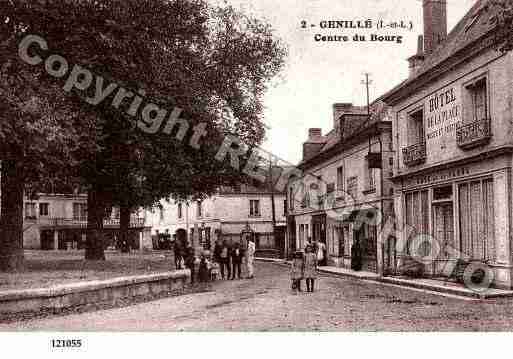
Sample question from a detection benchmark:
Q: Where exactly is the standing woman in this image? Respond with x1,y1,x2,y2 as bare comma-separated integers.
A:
246,237,256,279
304,245,318,292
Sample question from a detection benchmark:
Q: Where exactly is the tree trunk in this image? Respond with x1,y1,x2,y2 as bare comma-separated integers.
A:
85,185,106,261
120,205,130,253
0,159,25,272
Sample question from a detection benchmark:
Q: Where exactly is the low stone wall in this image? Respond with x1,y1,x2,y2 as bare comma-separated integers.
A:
0,270,190,314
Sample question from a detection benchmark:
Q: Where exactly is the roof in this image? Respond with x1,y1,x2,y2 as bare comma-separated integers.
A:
298,100,391,168
383,0,497,104
219,165,289,195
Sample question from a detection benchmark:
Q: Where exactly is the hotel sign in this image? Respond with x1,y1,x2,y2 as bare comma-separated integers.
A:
425,87,462,141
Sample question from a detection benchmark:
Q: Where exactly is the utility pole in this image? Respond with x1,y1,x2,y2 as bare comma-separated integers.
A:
361,72,373,130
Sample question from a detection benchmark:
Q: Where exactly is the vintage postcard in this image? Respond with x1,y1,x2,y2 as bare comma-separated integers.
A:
1,0,512,355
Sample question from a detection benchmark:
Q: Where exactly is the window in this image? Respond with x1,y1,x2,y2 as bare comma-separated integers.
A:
405,190,430,256
347,176,358,198
250,200,260,217
159,207,165,221
73,203,87,221
178,203,183,219
465,78,487,122
112,207,120,219
25,203,37,219
203,227,211,249
284,200,287,216
197,201,202,218
299,224,305,249
39,203,49,217
407,109,424,145
364,160,376,192
301,188,310,208
459,178,494,261
337,166,344,193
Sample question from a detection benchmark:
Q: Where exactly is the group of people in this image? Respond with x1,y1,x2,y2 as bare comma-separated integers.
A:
290,239,326,293
173,237,256,284
212,239,255,280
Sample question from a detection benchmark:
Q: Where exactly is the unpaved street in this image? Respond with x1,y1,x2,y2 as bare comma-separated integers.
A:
4,262,513,331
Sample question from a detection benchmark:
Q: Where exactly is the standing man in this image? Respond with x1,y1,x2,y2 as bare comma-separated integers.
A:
184,246,196,284
174,238,183,270
219,240,231,280
230,242,244,280
246,236,255,279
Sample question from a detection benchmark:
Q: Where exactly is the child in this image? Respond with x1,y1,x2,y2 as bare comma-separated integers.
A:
304,245,318,292
290,250,304,293
198,254,210,283
210,261,220,281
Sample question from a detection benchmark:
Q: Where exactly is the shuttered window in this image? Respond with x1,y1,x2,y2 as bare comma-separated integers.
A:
405,190,430,256
458,178,494,261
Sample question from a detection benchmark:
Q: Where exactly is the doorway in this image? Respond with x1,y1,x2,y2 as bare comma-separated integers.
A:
433,202,454,261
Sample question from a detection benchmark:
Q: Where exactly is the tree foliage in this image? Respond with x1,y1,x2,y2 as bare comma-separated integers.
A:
1,0,287,262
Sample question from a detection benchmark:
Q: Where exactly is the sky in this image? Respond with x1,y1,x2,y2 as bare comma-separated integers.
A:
217,0,478,165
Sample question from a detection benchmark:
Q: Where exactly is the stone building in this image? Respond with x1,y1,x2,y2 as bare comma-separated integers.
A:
287,102,395,273
22,193,151,250
382,0,513,288
146,178,287,257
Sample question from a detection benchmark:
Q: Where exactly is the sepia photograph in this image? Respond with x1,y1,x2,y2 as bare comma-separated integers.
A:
1,0,513,354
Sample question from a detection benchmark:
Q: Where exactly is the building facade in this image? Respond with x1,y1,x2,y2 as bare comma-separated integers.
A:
22,193,151,250
146,183,287,256
383,0,513,288
287,102,395,273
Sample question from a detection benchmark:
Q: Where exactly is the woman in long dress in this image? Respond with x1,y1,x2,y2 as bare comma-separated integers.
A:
304,245,318,292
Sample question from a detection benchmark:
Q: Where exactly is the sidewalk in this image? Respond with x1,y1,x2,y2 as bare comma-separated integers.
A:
255,257,513,300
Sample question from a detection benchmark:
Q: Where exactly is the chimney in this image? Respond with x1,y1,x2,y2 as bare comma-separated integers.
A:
423,0,447,54
308,128,322,140
303,128,325,161
407,35,425,77
333,103,354,131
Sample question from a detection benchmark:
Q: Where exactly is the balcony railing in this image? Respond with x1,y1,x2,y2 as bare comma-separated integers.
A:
402,141,426,166
456,118,491,150
27,217,146,228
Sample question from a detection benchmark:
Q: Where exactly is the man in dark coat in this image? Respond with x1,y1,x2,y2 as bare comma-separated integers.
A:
219,240,231,280
184,246,196,284
174,239,183,270
230,242,244,280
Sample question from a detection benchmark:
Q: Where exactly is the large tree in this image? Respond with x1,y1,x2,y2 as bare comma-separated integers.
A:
2,0,286,262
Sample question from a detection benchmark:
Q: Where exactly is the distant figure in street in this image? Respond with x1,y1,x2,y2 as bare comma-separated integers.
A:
315,240,326,266
290,250,304,293
213,239,222,264
230,242,244,280
198,253,210,283
246,237,255,279
174,239,183,270
219,240,231,280
304,245,318,292
351,238,362,271
184,246,196,284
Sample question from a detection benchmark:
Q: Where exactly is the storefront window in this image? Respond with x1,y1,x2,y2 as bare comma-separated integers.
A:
458,178,494,261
